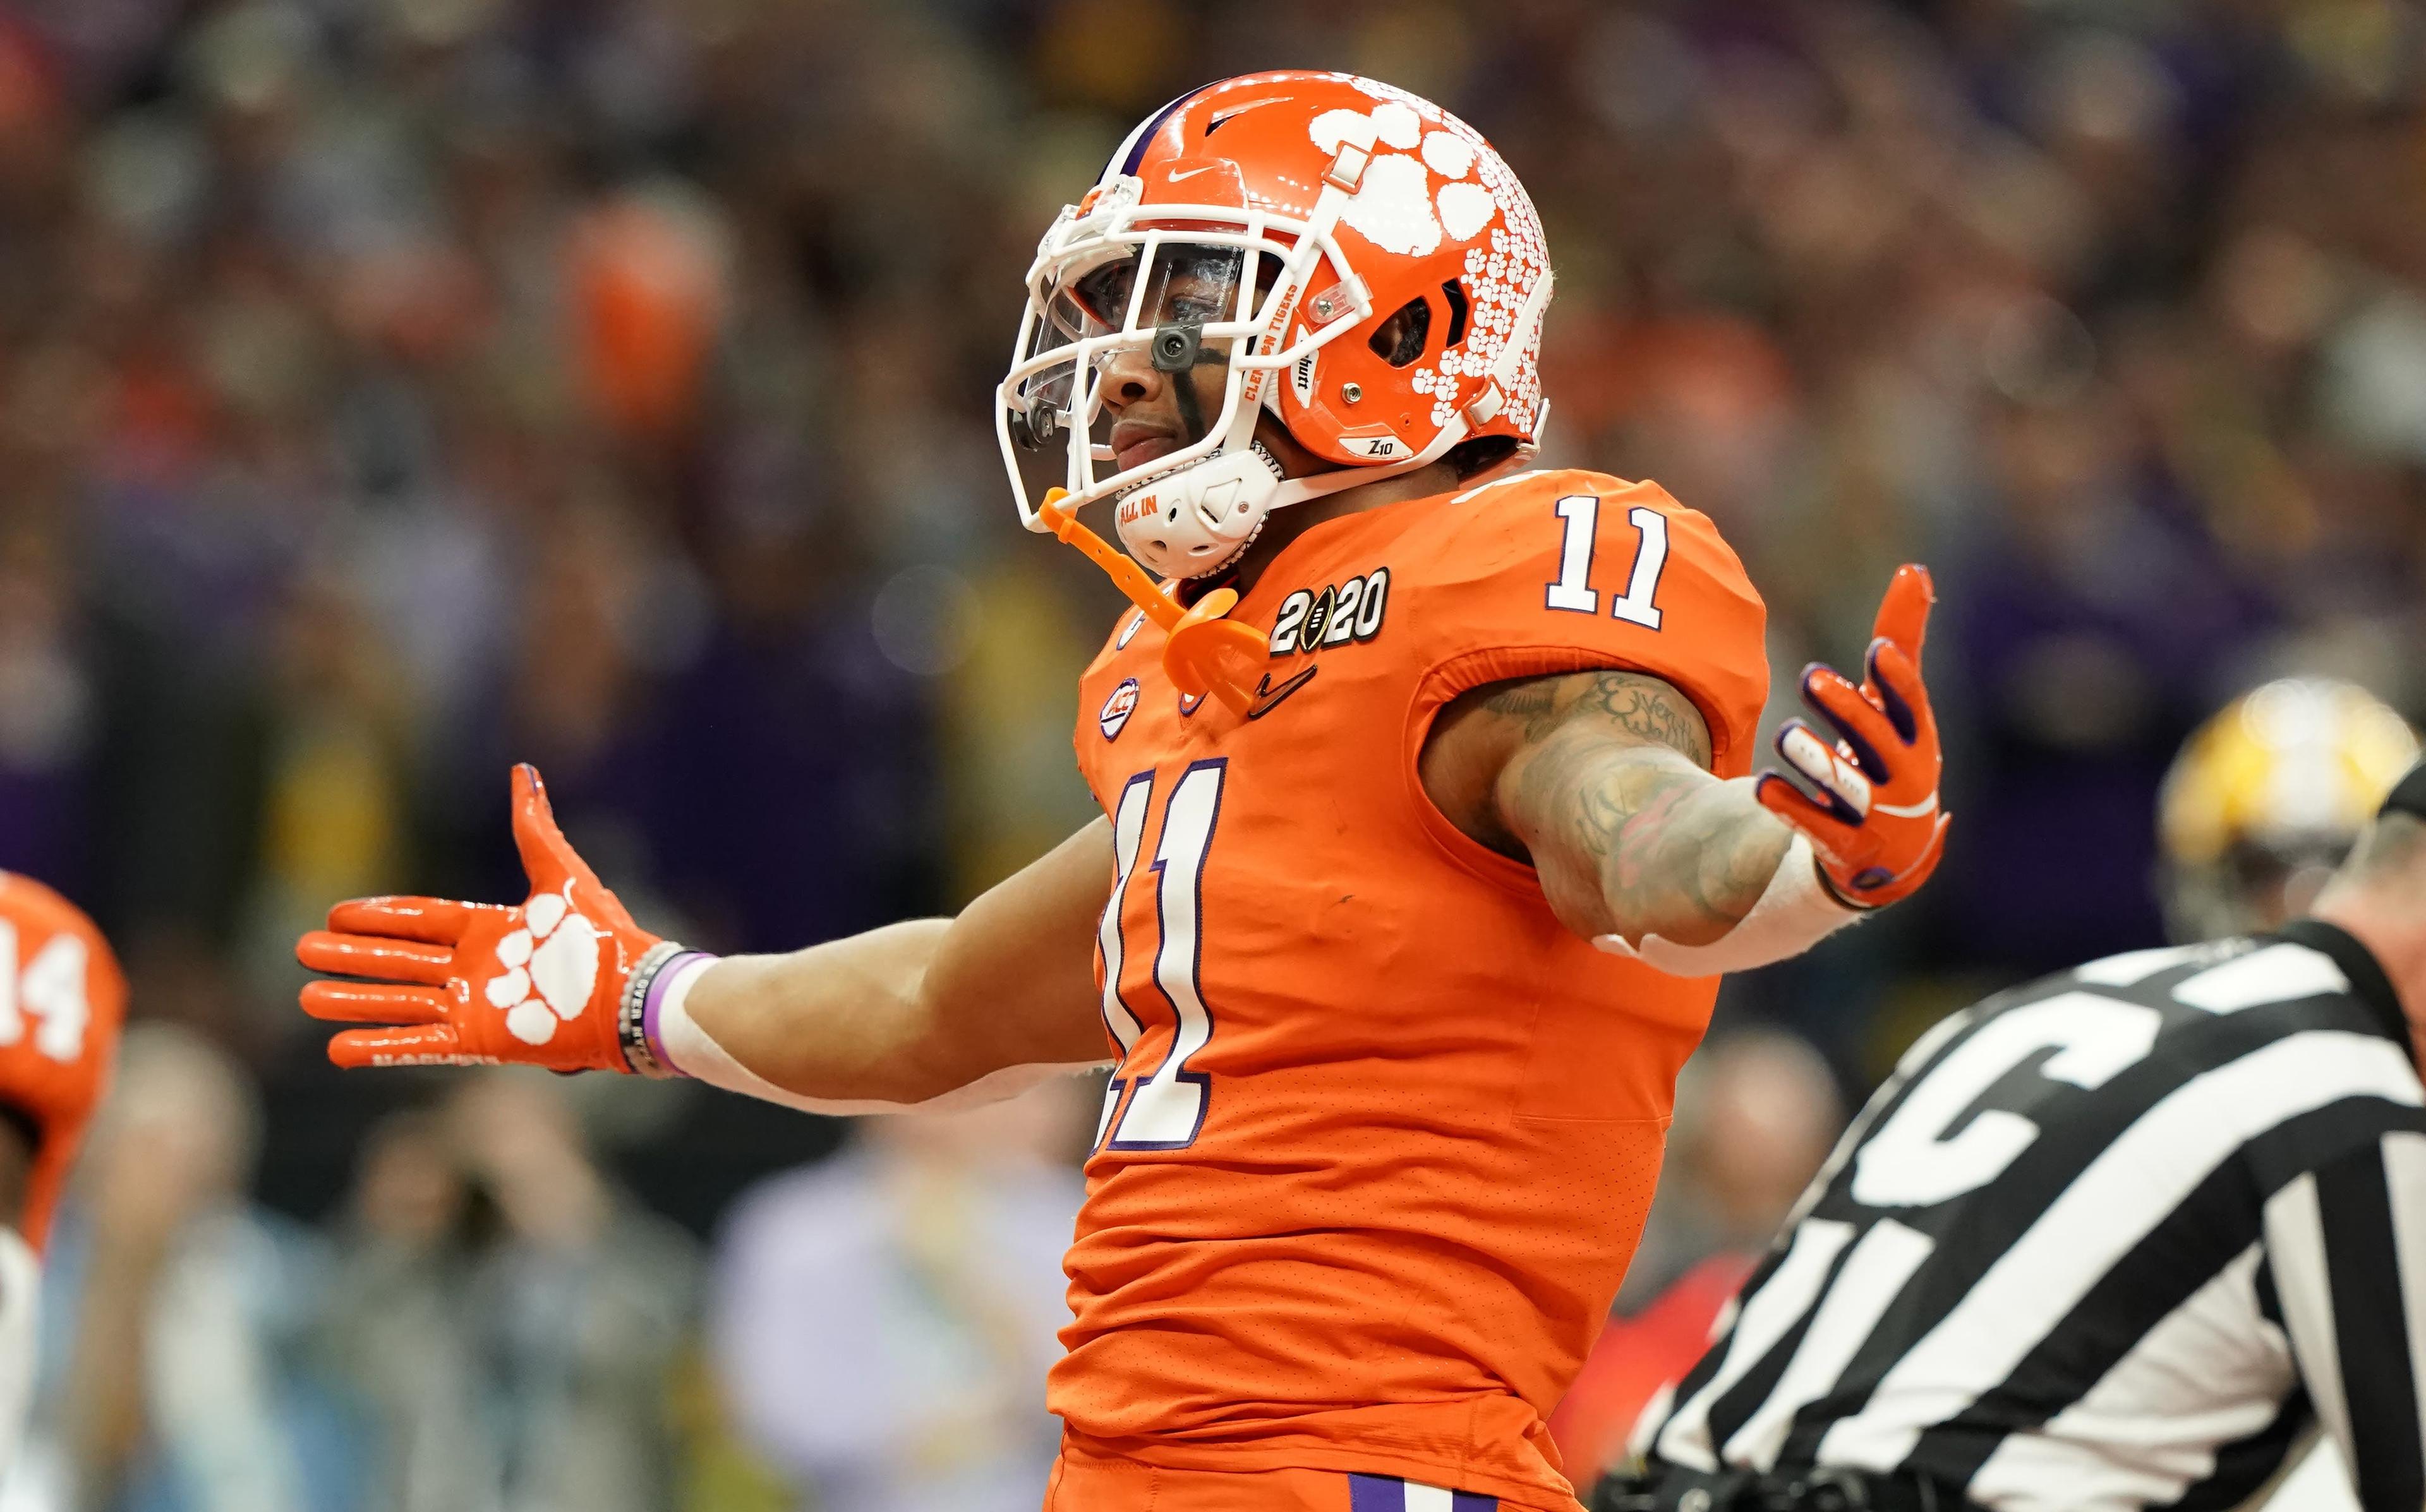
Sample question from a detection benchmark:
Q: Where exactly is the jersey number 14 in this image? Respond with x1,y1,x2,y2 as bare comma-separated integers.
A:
1094,760,1228,1153
0,921,88,1062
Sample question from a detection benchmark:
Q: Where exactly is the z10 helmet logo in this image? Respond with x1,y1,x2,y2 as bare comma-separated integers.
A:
1269,567,1390,656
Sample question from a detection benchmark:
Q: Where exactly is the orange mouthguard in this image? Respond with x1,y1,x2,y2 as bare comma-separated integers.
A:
1038,488,1267,714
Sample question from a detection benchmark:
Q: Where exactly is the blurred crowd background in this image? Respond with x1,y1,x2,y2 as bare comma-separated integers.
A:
0,0,2420,1506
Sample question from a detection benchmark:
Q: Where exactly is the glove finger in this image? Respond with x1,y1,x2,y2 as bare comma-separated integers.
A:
1756,770,1865,864
300,979,450,1025
1775,719,1871,821
1801,664,1901,780
1869,563,1934,672
296,930,456,986
327,1026,474,1070
1863,640,1935,751
325,896,480,944
511,764,605,896
1807,675,1908,784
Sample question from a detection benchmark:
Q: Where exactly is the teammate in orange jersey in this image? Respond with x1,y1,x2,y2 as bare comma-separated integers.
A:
296,73,1950,1512
0,873,128,1468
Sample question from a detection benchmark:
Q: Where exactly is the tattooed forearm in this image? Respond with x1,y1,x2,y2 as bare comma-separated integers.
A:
1463,670,1789,945
1518,735,1789,944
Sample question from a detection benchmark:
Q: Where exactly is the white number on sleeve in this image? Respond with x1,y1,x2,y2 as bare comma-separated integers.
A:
1545,496,1672,628
1611,505,1670,629
1545,495,1600,613
0,923,17,1048
0,921,90,1063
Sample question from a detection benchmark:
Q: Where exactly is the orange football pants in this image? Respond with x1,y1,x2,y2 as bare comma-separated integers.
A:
1043,1439,1519,1511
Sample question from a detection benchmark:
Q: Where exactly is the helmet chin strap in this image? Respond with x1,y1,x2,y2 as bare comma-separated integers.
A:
1119,421,1459,581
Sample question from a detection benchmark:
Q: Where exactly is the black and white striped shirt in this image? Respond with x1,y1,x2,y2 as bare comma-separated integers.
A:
1644,920,2426,1512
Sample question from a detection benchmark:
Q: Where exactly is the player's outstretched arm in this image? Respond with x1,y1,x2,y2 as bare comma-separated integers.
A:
1425,566,1948,975
672,820,1118,1108
297,765,1113,1108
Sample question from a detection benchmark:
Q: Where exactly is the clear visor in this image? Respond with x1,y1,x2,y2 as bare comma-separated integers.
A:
1014,243,1255,416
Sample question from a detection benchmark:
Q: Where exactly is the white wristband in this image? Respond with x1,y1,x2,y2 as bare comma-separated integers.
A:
1593,832,1862,978
653,957,1107,1115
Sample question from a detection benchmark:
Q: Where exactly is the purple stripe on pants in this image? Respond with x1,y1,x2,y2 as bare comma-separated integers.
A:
1343,1474,1499,1511
1348,1475,1403,1512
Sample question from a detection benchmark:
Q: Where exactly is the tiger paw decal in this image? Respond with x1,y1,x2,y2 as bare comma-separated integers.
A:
482,885,601,1045
1310,99,1494,256
1307,83,1548,431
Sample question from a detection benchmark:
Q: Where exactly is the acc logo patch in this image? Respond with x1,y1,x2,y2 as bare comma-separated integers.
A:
1270,567,1391,656
1099,677,1141,740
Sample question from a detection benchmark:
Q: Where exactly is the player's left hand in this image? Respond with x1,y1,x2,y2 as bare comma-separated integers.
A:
1756,564,1950,908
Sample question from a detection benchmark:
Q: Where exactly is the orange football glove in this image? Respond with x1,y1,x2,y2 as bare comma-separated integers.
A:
1756,564,1951,909
298,764,671,1073
0,873,128,1251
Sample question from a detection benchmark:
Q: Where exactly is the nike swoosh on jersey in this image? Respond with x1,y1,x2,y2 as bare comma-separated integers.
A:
1246,664,1320,720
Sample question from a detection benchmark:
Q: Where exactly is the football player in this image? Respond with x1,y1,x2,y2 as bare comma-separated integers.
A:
0,873,127,1469
2156,677,2421,944
296,73,1949,1512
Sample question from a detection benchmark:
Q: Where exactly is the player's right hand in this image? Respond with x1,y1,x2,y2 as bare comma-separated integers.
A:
297,764,661,1072
1756,564,1950,908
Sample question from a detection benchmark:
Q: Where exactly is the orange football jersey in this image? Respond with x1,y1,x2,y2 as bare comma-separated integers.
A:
1056,469,1770,1509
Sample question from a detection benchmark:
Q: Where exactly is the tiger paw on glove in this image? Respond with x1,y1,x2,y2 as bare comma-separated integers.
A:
297,764,694,1074
1756,563,1951,909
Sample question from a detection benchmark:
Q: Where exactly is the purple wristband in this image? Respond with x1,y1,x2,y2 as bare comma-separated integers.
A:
641,951,713,1076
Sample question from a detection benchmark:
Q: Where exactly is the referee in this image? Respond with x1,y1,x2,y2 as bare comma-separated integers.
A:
1598,764,2426,1512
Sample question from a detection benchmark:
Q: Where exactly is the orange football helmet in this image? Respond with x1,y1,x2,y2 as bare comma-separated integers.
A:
998,71,1554,579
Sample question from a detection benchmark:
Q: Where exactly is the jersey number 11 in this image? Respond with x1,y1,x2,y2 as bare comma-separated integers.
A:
1094,760,1228,1153
1546,494,1670,628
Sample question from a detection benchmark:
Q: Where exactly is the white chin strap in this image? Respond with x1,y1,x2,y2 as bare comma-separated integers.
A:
1122,429,1484,580
1114,442,1277,579
1116,441,1454,580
